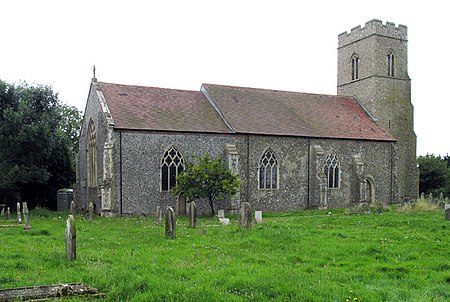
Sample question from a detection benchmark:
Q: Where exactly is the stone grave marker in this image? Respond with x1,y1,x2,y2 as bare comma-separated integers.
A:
165,206,176,239
66,215,76,260
189,201,197,228
239,202,252,228
17,202,22,223
420,192,425,200
0,207,4,216
6,207,10,220
218,209,225,219
70,200,75,215
219,218,230,225
155,206,162,225
88,202,94,222
23,202,32,230
428,193,433,202
439,192,444,200
445,204,450,220
255,211,263,224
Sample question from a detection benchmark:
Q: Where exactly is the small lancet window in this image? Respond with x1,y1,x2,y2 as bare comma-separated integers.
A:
351,54,359,81
324,152,340,189
258,148,278,190
387,51,395,77
87,119,98,187
161,146,185,192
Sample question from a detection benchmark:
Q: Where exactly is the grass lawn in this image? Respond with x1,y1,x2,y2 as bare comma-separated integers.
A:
0,206,449,301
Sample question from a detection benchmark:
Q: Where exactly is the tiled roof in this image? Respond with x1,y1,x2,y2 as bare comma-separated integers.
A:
96,82,231,133
201,84,395,141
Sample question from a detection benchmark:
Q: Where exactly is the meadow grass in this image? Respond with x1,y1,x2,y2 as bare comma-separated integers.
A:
0,206,449,301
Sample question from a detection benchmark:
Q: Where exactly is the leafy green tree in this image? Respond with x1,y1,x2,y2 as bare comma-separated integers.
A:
173,154,240,215
417,154,449,196
56,103,82,170
0,80,78,209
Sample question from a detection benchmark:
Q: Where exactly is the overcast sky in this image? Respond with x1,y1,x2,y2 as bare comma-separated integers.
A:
1,0,448,156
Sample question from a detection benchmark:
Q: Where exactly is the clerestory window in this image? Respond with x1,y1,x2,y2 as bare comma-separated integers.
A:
387,51,395,77
324,152,340,188
161,146,185,192
351,54,359,81
258,148,278,189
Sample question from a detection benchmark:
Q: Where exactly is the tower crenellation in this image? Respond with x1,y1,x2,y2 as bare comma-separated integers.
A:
338,19,407,48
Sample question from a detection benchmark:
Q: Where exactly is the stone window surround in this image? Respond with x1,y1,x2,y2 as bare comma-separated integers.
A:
160,146,185,192
258,148,279,190
324,151,340,189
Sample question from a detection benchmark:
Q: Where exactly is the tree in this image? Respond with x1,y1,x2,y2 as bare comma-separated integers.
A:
417,154,450,196
56,103,83,170
173,154,240,215
0,79,78,209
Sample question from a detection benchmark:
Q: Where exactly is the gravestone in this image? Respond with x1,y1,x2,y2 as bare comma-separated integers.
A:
239,202,252,228
439,192,444,200
218,209,225,219
88,202,94,222
420,192,425,200
165,207,176,239
176,194,187,216
23,202,32,230
255,211,263,224
189,202,197,228
0,207,4,216
17,202,21,223
428,193,433,202
66,215,76,260
6,207,10,220
70,200,75,215
155,206,162,225
445,204,450,220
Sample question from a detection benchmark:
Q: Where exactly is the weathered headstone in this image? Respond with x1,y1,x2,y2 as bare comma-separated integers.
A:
17,202,21,224
6,207,11,220
66,215,77,260
88,202,94,222
188,202,197,228
23,202,32,230
428,193,433,202
70,200,75,215
155,206,162,226
239,202,252,228
165,207,176,239
0,207,4,216
218,209,225,219
439,192,444,200
255,211,263,224
445,204,450,220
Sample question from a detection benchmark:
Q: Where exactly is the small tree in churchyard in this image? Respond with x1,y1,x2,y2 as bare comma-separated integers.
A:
173,154,239,216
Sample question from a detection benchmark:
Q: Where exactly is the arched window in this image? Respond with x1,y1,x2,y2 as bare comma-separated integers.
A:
351,54,359,81
258,148,278,189
161,146,185,192
387,50,395,77
87,119,97,187
324,152,340,188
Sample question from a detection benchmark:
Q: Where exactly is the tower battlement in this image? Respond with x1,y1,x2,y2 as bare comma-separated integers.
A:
338,19,407,48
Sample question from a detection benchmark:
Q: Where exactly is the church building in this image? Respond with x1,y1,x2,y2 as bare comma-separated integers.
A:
75,19,418,216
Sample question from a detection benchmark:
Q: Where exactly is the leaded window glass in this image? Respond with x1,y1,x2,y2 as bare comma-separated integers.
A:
87,119,97,187
258,148,278,189
324,152,340,188
161,146,185,191
351,54,359,81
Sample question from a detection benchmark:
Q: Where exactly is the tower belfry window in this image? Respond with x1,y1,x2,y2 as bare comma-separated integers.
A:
387,51,395,77
351,54,359,81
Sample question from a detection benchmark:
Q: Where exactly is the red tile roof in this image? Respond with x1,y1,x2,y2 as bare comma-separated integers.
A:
201,84,395,141
96,81,394,141
97,82,231,133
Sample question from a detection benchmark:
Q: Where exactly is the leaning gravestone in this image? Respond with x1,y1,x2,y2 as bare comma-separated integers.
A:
88,202,94,222
23,202,32,230
165,207,176,239
445,204,450,220
239,202,252,228
155,206,162,226
17,202,22,224
255,211,263,224
66,215,76,260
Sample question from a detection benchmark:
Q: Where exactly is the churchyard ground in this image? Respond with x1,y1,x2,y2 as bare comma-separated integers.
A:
0,205,449,301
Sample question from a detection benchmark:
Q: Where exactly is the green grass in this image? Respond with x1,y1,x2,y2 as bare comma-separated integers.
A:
1,207,449,301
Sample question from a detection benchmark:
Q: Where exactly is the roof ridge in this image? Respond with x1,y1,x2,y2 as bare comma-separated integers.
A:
97,81,200,93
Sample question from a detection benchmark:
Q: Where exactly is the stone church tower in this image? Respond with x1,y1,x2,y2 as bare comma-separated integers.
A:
337,19,419,201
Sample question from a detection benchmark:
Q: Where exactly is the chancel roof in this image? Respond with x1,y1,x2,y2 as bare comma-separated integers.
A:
95,81,395,141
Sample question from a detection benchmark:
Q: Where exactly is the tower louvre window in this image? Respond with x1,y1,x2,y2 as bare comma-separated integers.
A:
351,54,359,81
387,52,395,77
